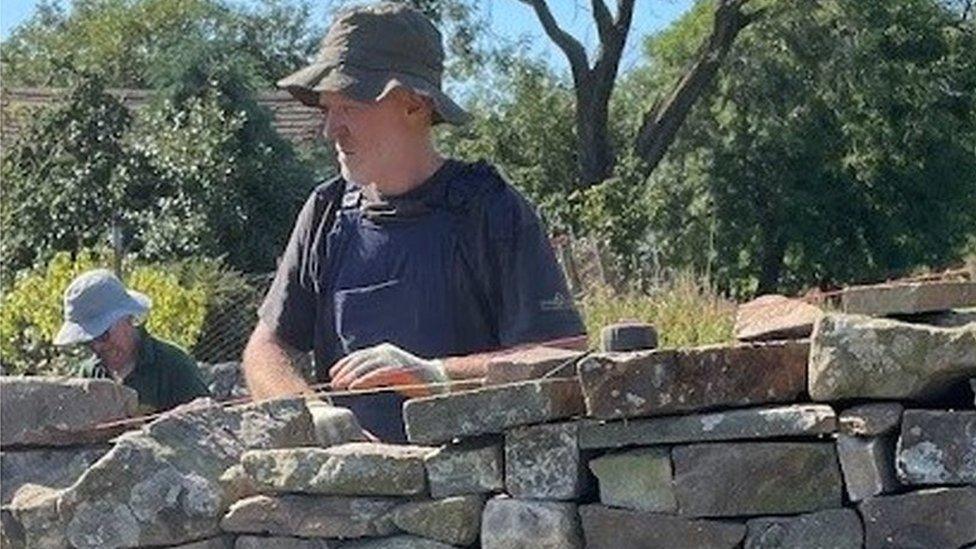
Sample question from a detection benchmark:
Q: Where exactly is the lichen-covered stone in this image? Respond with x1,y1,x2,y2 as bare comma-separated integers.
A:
808,313,976,400
7,484,67,549
673,442,843,517
242,443,433,496
236,536,333,548
424,438,503,498
896,409,976,485
404,379,584,444
0,446,109,504
505,422,588,500
481,496,581,549
391,495,483,545
744,509,862,549
0,506,26,549
171,536,236,548
735,295,822,342
836,435,897,502
0,377,137,447
579,341,808,420
838,280,976,316
858,487,976,548
221,495,398,539
588,448,676,512
339,536,456,549
484,346,582,385
306,401,367,447
579,404,836,449
579,505,745,549
838,403,903,436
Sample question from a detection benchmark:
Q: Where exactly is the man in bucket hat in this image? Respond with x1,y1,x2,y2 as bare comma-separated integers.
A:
56,269,210,412
244,2,586,442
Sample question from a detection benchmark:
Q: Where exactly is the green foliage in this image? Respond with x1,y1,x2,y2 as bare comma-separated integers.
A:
0,250,209,376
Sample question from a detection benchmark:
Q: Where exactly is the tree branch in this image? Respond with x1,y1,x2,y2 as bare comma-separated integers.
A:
518,0,590,82
591,0,614,45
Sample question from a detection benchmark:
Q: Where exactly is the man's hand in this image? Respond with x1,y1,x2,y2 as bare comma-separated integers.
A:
329,343,448,398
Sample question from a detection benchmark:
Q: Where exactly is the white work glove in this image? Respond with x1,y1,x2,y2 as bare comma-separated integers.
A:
328,342,449,398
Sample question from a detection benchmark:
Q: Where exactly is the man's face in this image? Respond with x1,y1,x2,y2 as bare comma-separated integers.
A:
88,318,138,374
318,90,422,186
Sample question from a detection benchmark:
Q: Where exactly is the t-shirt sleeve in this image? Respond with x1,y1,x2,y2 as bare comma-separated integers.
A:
257,189,323,352
486,188,586,347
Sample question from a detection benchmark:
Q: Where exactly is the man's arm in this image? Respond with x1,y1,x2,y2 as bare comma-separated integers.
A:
443,334,590,380
242,320,314,400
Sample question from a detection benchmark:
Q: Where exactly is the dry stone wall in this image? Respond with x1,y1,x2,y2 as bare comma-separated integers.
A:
1,279,974,548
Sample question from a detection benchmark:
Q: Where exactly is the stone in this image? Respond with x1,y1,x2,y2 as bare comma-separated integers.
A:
587,447,676,512
579,505,745,549
808,313,976,400
198,362,248,400
505,422,588,500
599,322,658,352
484,346,583,385
404,379,584,444
306,401,367,447
0,446,109,504
8,484,67,549
339,536,456,549
47,397,315,548
838,280,976,316
836,435,897,502
172,536,236,548
424,438,503,498
838,402,903,436
1,506,26,549
859,487,976,548
972,378,976,406
901,307,976,328
744,508,862,549
0,376,138,447
221,495,398,539
236,535,334,548
480,496,581,549
391,495,483,546
673,442,843,517
242,443,433,496
896,409,976,485
735,294,822,342
579,404,836,449
579,341,808,420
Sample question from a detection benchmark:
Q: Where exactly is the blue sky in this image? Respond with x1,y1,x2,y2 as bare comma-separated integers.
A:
0,0,694,73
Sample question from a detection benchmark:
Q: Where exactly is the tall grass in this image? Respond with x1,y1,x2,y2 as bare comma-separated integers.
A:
579,271,736,350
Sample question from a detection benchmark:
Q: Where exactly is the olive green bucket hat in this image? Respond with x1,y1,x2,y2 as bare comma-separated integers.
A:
278,2,470,125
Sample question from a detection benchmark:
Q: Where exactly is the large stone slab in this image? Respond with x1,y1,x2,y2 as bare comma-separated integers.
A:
896,409,976,485
839,280,976,316
391,495,483,546
838,402,903,436
242,443,433,496
404,379,584,444
735,295,822,342
808,313,976,400
836,435,897,502
0,446,109,504
744,508,862,549
480,496,581,549
0,376,138,447
172,536,236,548
221,494,398,539
578,341,808,420
505,422,588,500
588,448,676,512
579,404,836,449
858,487,976,548
673,442,843,517
484,346,582,385
7,484,66,548
423,438,503,498
29,398,315,549
236,536,333,548
579,505,745,549
339,536,456,549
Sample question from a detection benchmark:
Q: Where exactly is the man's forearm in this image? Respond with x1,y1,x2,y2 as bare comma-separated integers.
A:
242,321,313,400
443,334,589,381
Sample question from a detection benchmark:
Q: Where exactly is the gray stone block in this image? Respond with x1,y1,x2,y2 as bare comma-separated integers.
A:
423,438,503,498
404,379,584,444
0,446,109,504
744,509,862,549
391,495,483,546
836,435,897,502
673,442,843,517
809,313,976,400
172,536,236,548
579,505,745,549
838,403,903,436
236,536,333,548
505,422,588,500
306,401,367,447
735,294,822,342
480,496,582,549
896,409,976,485
579,341,808,420
242,443,433,496
7,484,66,548
338,536,456,548
220,494,398,538
858,487,976,549
484,347,582,385
579,404,836,449
588,448,676,512
839,280,976,316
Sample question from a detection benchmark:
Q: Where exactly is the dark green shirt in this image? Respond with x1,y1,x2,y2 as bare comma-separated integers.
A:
77,328,210,413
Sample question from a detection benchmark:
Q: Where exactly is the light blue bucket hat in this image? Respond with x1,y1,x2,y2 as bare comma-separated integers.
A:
54,269,151,346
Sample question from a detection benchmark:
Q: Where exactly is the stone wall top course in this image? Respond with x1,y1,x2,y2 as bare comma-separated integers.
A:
839,280,976,316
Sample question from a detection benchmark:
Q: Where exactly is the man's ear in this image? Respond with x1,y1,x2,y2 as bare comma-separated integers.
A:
398,88,434,125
